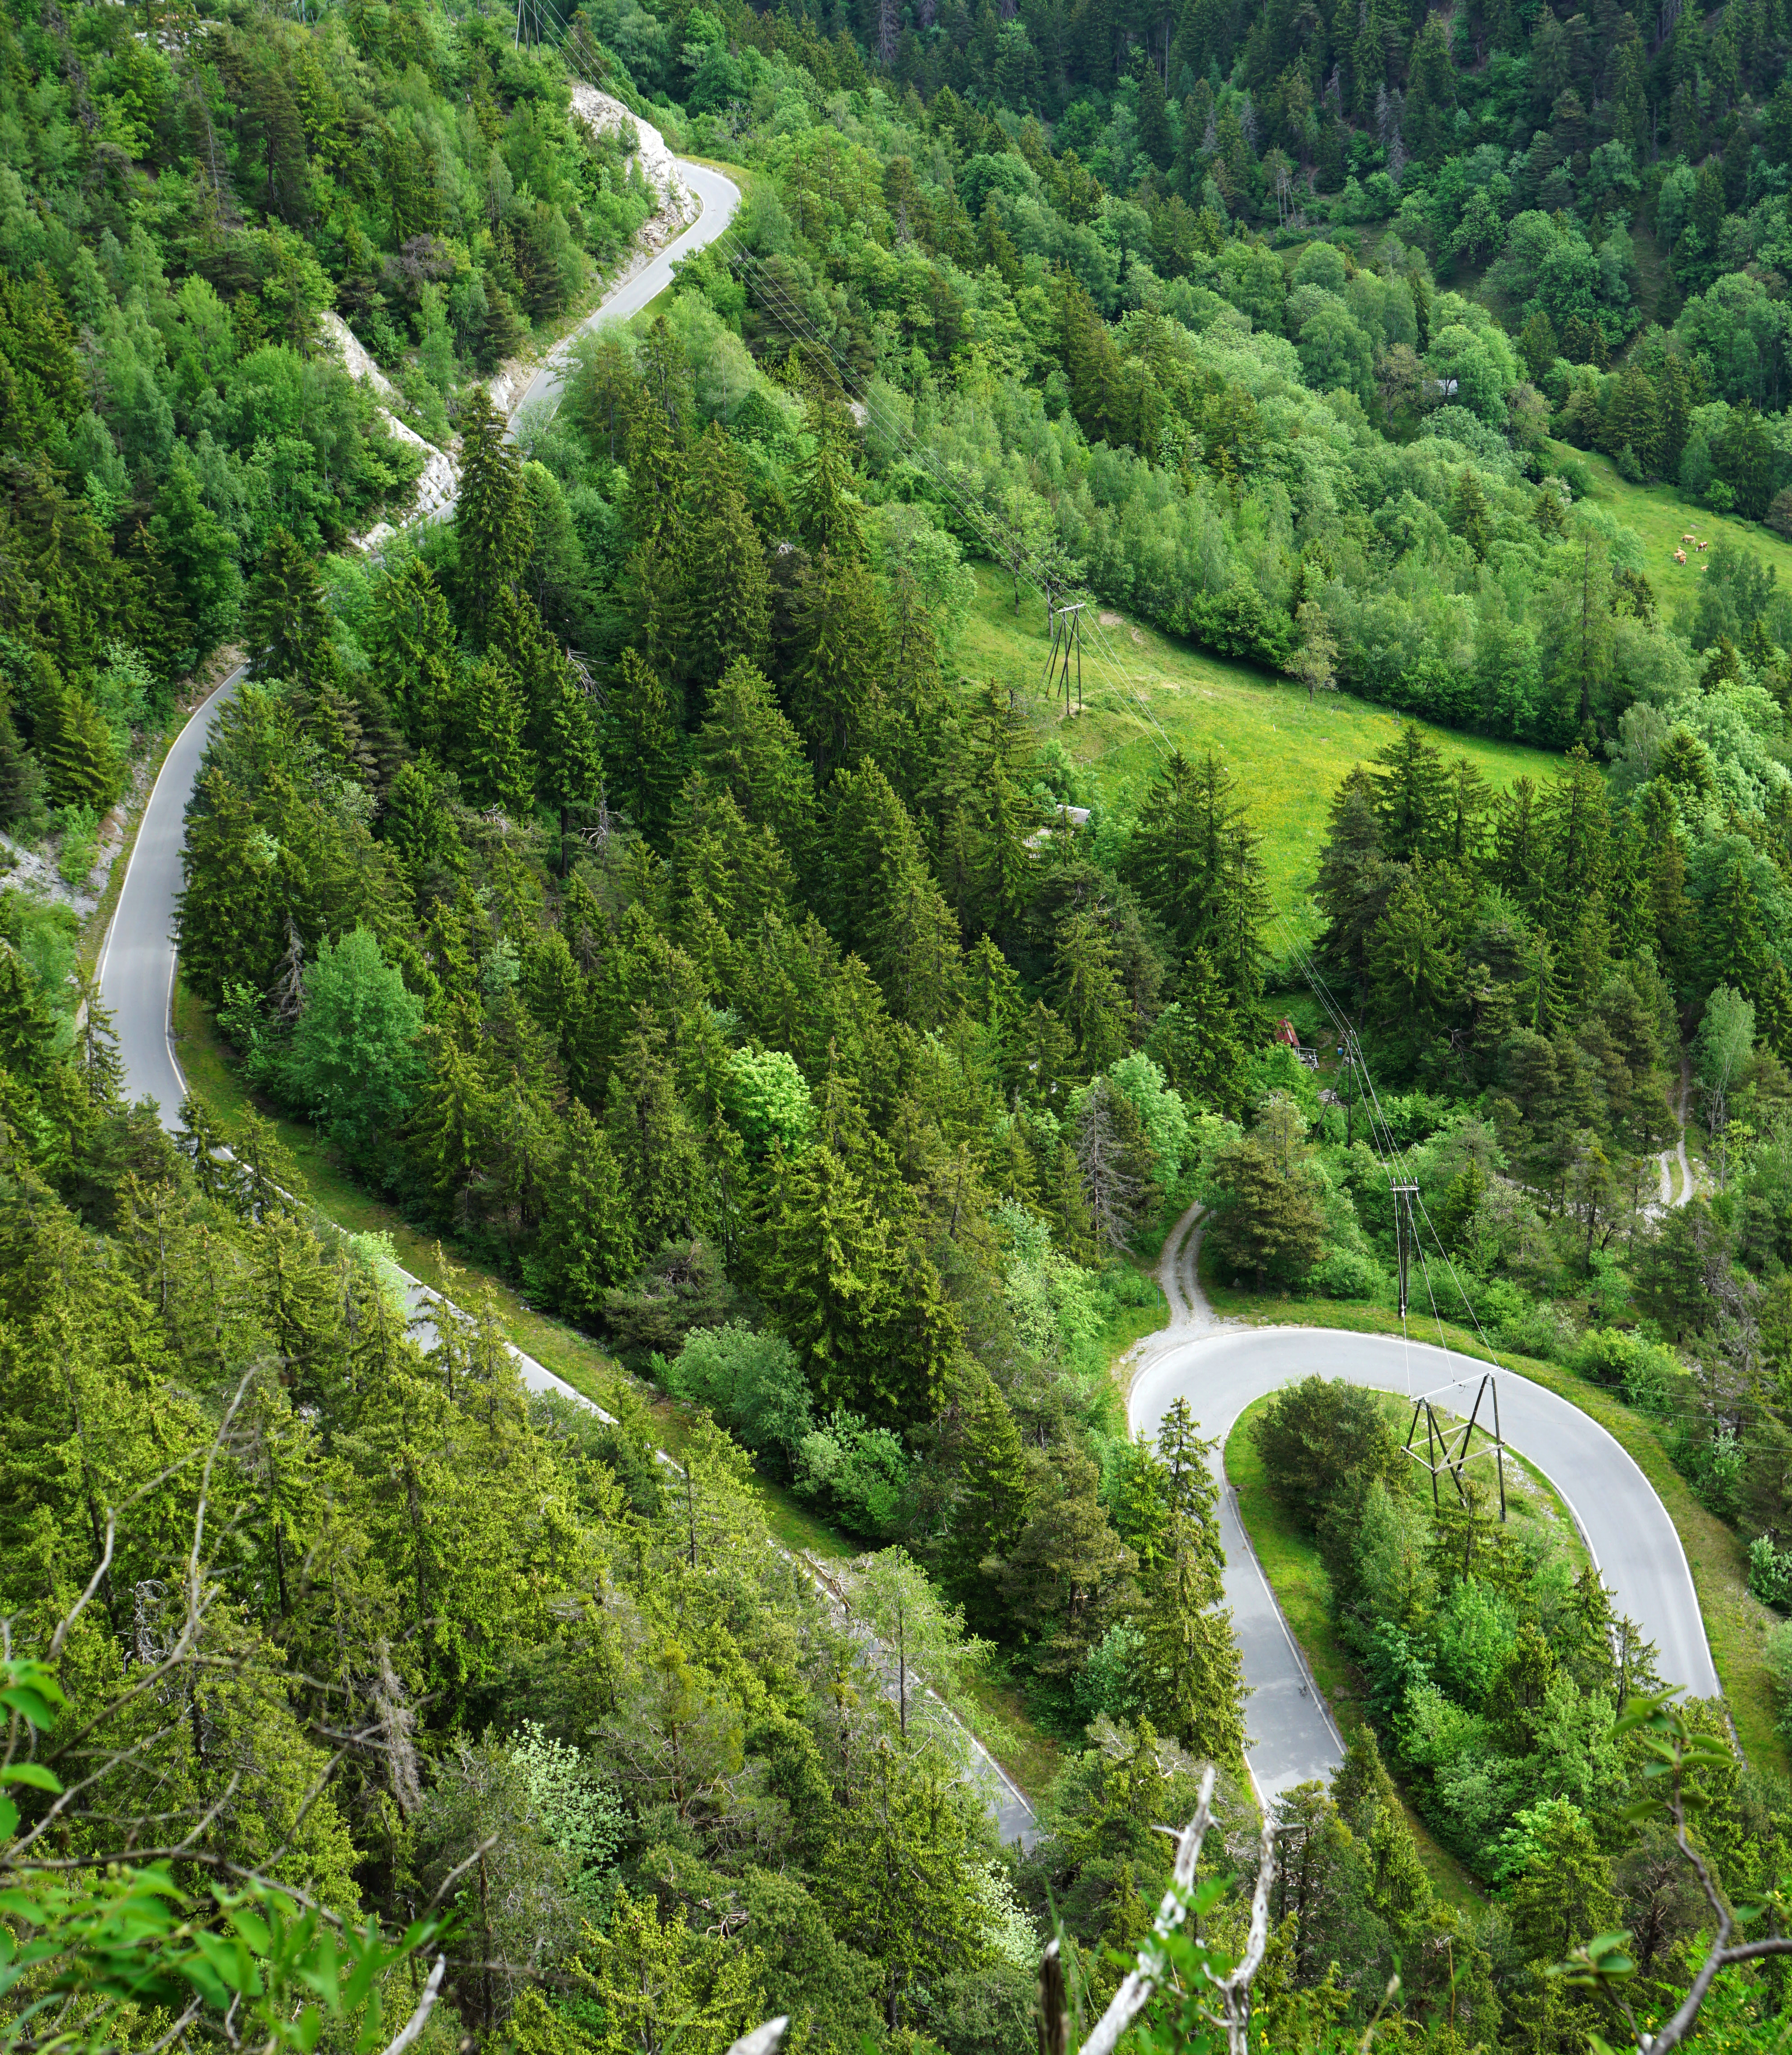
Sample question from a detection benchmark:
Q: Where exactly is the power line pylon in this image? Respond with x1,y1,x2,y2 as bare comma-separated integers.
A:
1044,597,1084,718
1404,1373,1509,1522
1391,1179,1420,1321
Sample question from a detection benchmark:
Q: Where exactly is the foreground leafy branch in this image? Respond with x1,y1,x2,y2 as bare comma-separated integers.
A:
1551,1692,1792,2053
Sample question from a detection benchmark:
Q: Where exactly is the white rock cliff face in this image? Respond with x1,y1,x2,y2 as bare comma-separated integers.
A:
318,313,459,553
567,85,694,219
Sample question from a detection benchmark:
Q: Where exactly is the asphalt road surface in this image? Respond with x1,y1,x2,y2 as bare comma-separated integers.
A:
509,162,742,431
1133,1211,1721,1802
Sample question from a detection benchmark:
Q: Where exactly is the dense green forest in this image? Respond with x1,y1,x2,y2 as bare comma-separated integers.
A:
8,0,1792,2042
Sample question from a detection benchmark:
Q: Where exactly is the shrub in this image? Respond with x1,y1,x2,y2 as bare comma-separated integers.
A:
664,1321,813,1466
55,803,99,889
282,925,425,1153
795,1405,911,1537
1252,1376,1406,1532
1749,1535,1792,1612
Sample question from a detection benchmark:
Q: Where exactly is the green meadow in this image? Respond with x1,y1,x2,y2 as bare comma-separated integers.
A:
958,568,1563,922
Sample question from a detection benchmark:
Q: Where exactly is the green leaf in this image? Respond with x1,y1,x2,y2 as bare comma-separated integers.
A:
0,1796,17,1841
297,2005,324,2052
353,1994,386,2054
0,1763,63,1793
0,1689,57,1731
226,1906,272,1957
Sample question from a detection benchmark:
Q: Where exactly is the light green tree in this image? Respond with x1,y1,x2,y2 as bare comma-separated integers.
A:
283,925,425,1154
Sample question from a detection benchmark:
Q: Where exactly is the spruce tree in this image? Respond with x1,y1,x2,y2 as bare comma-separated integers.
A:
623,316,695,544
827,759,964,1029
793,395,868,561
175,765,280,1005
243,527,337,688
456,656,534,817
1138,1397,1245,1757
603,648,683,847
533,1102,640,1320
37,681,121,808
785,551,885,776
370,559,456,755
684,424,770,689
1055,906,1132,1073
695,657,819,866
1372,722,1452,863
454,387,530,613
1703,857,1771,998
942,1369,1032,1616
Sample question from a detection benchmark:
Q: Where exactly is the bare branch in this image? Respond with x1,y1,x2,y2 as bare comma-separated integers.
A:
46,1511,116,1659
380,1956,447,2055
189,1371,259,1623
140,1997,204,2055
1210,1809,1278,2055
1079,1766,1216,2055
423,1835,499,1916
724,2020,788,2055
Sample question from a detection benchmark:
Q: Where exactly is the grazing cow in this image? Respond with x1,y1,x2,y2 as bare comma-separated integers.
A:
1698,538,1709,550
1682,532,1696,542
1674,548,1687,563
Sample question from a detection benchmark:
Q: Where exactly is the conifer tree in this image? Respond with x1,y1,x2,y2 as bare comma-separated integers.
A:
942,1370,1032,1618
785,552,886,776
1138,1397,1244,1757
456,656,534,817
37,681,121,808
371,559,457,754
1146,948,1251,1114
1055,906,1132,1072
623,316,696,544
685,424,770,688
1702,856,1771,998
175,764,280,1004
793,394,868,561
533,1101,640,1320
827,759,964,1028
243,527,336,688
71,965,124,1105
455,387,530,612
603,648,683,847
695,657,819,867
1450,467,1493,561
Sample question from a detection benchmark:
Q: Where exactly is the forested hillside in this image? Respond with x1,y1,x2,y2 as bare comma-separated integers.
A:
8,0,1792,2043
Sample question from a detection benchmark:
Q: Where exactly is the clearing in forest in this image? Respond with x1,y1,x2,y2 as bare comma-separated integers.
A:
959,569,1564,918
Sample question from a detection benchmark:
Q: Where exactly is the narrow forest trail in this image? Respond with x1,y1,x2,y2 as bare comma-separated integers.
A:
1651,1054,1698,1213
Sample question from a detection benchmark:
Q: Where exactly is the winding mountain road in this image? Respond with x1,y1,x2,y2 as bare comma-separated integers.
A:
91,127,1048,1854
95,144,1719,1834
105,146,739,1114
1131,1206,1720,1802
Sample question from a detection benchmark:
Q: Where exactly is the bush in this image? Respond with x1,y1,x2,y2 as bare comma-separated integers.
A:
604,1239,735,1361
282,926,425,1154
55,803,99,889
795,1405,911,1537
1750,1535,1792,1612
663,1321,813,1466
1252,1376,1405,1533
1769,486,1792,539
